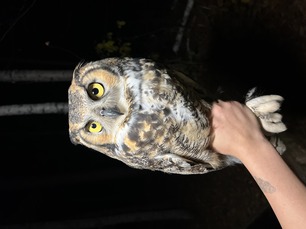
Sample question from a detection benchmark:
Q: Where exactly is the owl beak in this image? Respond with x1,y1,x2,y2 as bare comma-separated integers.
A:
100,107,123,117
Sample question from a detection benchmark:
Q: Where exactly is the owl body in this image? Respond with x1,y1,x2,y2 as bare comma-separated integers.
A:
68,57,286,175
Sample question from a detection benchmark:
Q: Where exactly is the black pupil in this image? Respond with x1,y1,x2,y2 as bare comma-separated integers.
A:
91,123,97,129
92,88,99,95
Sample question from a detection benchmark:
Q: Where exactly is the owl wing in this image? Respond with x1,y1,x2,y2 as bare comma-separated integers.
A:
124,151,235,175
151,153,217,174
125,153,211,175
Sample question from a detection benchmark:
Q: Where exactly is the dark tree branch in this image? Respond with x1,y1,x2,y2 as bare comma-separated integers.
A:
0,70,73,82
0,103,68,116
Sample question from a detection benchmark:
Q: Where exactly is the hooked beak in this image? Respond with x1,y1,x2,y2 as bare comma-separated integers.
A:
100,107,123,117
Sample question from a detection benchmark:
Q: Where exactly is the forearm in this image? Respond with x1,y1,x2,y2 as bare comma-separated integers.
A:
240,140,306,229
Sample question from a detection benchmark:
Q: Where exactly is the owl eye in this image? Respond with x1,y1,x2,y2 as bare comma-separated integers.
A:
86,121,103,133
87,83,105,100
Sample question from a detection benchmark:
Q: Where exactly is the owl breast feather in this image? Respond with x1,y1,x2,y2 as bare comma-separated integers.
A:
117,66,212,161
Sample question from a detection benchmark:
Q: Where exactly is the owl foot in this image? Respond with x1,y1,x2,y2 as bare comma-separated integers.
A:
245,90,287,134
245,88,287,155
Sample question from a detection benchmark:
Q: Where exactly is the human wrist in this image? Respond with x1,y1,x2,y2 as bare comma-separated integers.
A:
234,137,274,163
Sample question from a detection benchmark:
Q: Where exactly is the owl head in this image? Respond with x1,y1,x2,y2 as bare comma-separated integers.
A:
68,57,165,161
69,58,128,157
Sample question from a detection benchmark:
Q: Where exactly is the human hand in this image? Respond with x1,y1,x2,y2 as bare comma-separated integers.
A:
210,100,268,159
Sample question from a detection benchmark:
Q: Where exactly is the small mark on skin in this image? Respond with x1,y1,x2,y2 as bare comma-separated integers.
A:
254,176,276,193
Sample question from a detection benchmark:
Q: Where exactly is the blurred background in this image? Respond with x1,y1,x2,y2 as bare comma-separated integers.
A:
1,0,306,228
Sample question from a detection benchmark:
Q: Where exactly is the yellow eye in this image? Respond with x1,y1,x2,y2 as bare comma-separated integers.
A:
87,83,104,100
86,121,103,133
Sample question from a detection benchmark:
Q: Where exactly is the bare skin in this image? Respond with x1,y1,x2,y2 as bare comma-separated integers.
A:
211,100,306,229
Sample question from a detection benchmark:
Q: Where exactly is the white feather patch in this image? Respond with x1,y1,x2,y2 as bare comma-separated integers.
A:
246,95,284,108
260,120,287,133
251,100,282,113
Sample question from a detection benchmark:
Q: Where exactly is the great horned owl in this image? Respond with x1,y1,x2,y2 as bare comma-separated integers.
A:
68,57,287,175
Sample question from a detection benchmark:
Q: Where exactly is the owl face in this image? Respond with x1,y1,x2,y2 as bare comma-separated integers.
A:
68,59,133,158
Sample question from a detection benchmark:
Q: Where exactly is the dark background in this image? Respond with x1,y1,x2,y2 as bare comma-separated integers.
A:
1,0,306,228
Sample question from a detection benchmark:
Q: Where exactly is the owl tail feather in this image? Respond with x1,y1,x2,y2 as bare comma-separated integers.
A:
245,88,287,155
